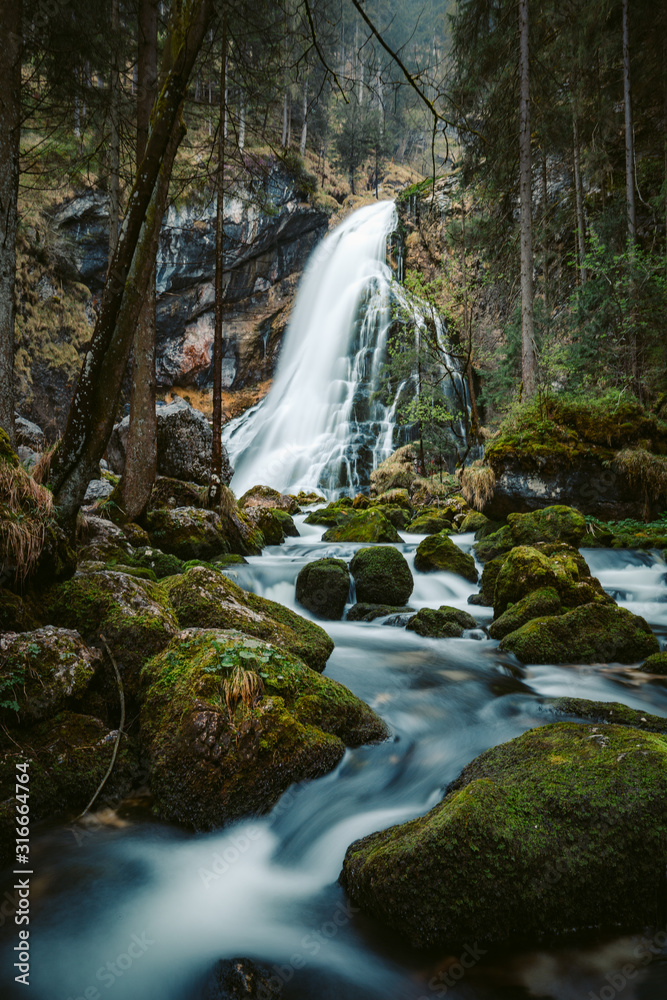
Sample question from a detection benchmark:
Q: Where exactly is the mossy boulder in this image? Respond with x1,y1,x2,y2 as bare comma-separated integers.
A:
322,509,401,543
493,544,608,617
0,711,139,867
238,485,300,515
474,506,587,563
346,603,415,622
165,566,334,671
373,489,413,512
345,547,411,607
406,606,478,638
0,627,101,722
147,477,206,511
217,486,265,556
126,546,184,579
469,554,509,607
544,697,667,733
352,493,371,509
144,507,231,562
340,721,667,948
376,505,412,530
474,525,515,563
303,502,347,526
489,587,562,640
405,514,453,535
291,491,326,506
459,511,491,534
499,602,659,664
638,651,667,675
0,588,40,632
295,558,351,622
140,630,388,829
414,532,478,582
43,571,179,700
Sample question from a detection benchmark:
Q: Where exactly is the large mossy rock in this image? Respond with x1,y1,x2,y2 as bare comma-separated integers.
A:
340,721,667,948
638,651,667,675
43,571,179,699
414,532,478,582
144,507,231,562
488,587,562,640
322,509,401,543
404,514,453,536
0,628,101,722
493,544,608,616
468,554,508,607
141,630,388,829
295,558,351,621
346,603,415,622
165,566,334,671
238,485,300,515
474,505,586,563
406,606,477,638
0,711,139,866
244,507,297,546
349,547,413,606
372,488,413,512
499,602,659,664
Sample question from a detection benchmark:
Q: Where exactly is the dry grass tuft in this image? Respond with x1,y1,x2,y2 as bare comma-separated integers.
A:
460,461,496,511
31,440,58,486
0,460,54,584
222,665,264,722
612,448,667,517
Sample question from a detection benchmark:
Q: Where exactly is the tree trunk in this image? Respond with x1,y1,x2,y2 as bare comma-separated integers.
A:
518,0,537,397
540,147,549,306
208,15,228,507
299,78,308,156
119,0,159,521
0,0,21,446
572,110,587,285
622,0,636,241
50,0,214,534
282,90,288,147
109,0,121,261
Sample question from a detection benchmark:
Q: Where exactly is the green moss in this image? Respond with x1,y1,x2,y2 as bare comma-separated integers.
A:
0,429,18,468
474,525,514,562
346,603,415,622
349,546,414,606
372,489,413,511
544,697,667,732
295,558,351,621
499,602,659,664
469,554,508,607
475,507,586,563
144,507,230,561
459,511,491,534
163,566,334,671
128,546,184,579
414,532,478,582
0,588,40,632
340,721,667,948
406,606,477,638
493,544,608,616
489,587,562,640
140,630,388,830
322,509,402,543
405,514,453,535
637,651,667,675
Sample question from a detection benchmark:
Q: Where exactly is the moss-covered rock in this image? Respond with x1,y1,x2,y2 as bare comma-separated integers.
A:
544,697,667,733
493,544,608,616
0,711,139,866
0,587,40,632
126,546,184,579
373,489,413,511
469,554,508,607
406,606,477,638
144,506,231,562
304,503,346,527
404,514,453,535
474,525,515,563
638,651,667,675
346,603,415,622
459,511,491,534
352,493,371,509
291,491,326,506
474,506,587,563
340,721,667,947
499,602,659,664
322,509,401,543
295,558,351,621
349,547,413,606
141,630,388,829
211,553,247,568
244,507,299,546
376,505,412,530
165,566,334,671
414,532,478,582
147,476,207,511
0,627,101,722
238,485,300,515
488,587,562,640
43,571,179,700
218,486,265,556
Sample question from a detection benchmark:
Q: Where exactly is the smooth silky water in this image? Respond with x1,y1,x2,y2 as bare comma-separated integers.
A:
3,204,666,998
2,519,666,1000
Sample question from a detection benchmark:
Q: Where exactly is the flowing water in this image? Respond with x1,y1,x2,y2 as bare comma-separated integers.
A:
2,522,666,1000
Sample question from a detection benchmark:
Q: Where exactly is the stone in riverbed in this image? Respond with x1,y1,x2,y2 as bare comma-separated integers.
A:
238,485,300,515
322,509,401,544
638,651,667,675
144,506,231,562
340,721,667,948
295,558,351,622
406,606,478,638
346,603,415,622
492,544,608,617
499,601,659,664
488,586,562,640
404,514,453,535
414,531,478,582
141,630,388,830
349,546,413,606
166,566,334,671
474,505,587,563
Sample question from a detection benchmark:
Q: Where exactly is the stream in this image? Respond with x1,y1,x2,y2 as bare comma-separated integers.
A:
2,519,666,1000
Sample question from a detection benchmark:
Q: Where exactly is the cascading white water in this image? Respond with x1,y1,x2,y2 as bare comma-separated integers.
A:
223,200,400,496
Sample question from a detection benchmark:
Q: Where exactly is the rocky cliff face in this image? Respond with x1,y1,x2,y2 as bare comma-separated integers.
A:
17,162,328,437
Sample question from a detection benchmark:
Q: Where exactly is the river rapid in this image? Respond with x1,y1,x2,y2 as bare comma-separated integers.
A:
2,518,666,1000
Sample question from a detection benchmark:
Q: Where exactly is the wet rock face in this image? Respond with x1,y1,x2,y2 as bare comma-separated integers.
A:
107,396,233,486
54,165,328,401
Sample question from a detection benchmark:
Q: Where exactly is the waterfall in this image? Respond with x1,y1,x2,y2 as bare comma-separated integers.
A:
223,200,468,498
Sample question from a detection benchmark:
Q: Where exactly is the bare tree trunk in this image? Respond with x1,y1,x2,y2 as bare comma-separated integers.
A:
540,147,549,306
461,198,480,442
239,89,246,151
299,78,308,156
282,90,289,147
572,111,587,285
109,0,121,261
50,0,214,534
0,0,21,446
622,0,636,241
119,0,159,521
208,17,228,507
518,0,537,397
